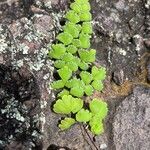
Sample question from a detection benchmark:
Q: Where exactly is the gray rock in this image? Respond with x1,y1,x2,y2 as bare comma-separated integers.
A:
113,86,150,150
144,39,150,49
0,0,149,149
92,0,147,81
112,69,124,85
33,14,53,37
147,58,150,82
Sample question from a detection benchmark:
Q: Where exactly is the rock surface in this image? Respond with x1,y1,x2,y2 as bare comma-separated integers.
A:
112,69,124,85
147,58,150,82
0,65,42,150
91,0,148,81
0,0,150,150
113,86,150,150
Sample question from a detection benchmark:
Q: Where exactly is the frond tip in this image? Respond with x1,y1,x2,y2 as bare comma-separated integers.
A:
59,118,76,130
53,95,83,114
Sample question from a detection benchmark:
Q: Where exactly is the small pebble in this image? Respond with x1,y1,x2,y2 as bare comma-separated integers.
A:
147,58,150,82
112,69,124,85
144,39,150,49
100,143,107,149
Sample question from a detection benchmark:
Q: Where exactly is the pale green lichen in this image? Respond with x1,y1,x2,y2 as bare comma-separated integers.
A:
19,43,29,54
44,1,52,9
1,97,26,124
35,0,42,7
133,34,143,56
28,47,50,71
0,25,8,53
40,100,47,109
100,143,107,149
40,112,46,132
0,39,8,53
24,32,39,42
12,60,24,68
116,47,127,56
0,7,57,146
145,0,150,8
43,73,50,80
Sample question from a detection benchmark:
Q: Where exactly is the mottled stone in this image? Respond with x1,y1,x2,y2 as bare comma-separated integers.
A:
112,69,125,85
33,15,53,37
144,39,150,49
92,0,147,81
0,65,41,150
133,34,144,55
147,58,150,82
113,86,150,150
0,0,150,149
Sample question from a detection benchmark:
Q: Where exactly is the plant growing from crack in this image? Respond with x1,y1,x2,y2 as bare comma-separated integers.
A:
49,0,108,135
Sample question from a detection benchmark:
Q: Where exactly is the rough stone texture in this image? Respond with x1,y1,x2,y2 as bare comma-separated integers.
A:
145,39,150,48
147,58,150,82
0,0,150,150
91,0,148,81
112,69,124,85
113,86,150,150
0,1,55,149
0,65,42,150
145,0,150,38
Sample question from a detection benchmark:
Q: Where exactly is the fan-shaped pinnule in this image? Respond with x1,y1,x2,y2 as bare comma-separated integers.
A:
49,0,108,135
